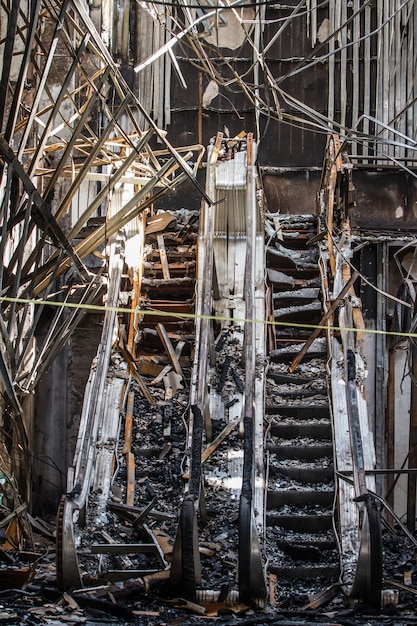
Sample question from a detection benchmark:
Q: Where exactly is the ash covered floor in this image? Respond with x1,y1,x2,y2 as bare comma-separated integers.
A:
1,523,417,625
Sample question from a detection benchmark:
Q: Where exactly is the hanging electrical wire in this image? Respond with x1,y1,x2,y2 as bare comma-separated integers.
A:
145,0,416,163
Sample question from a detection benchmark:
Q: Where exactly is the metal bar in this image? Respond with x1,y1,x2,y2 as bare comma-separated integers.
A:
351,0,360,156
328,0,335,126
91,544,158,554
24,153,187,297
0,349,23,416
0,0,20,132
27,32,91,179
42,65,112,199
0,136,89,283
72,0,214,207
25,280,105,391
11,246,65,374
0,312,14,363
375,243,387,496
17,0,71,158
385,343,396,522
339,468,417,475
7,195,34,333
407,297,417,532
239,132,266,605
0,165,14,293
70,230,125,510
340,0,347,131
4,0,42,143
65,128,154,240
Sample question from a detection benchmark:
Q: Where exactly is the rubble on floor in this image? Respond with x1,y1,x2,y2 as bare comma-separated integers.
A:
1,542,417,626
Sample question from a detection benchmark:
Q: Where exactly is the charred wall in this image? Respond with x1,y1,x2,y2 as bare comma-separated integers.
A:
33,316,102,514
261,170,417,235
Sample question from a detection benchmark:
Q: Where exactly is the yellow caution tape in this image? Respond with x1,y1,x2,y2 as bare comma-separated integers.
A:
0,294,416,340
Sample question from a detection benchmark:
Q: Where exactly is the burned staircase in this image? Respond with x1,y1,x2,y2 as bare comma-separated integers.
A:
139,209,197,348
56,208,199,588
265,214,339,602
100,209,200,582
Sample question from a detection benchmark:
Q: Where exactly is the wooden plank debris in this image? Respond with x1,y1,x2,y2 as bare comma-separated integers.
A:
174,598,206,615
122,392,134,455
157,234,171,280
268,572,277,604
209,131,223,165
201,413,241,463
132,610,161,617
146,212,176,234
142,569,171,592
0,567,34,589
301,584,339,610
126,452,135,507
289,270,359,372
156,323,184,378
61,593,81,611
119,345,155,405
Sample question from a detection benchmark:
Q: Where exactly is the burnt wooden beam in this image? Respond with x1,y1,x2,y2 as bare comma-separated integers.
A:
156,323,183,377
157,234,170,280
119,345,155,406
289,270,359,373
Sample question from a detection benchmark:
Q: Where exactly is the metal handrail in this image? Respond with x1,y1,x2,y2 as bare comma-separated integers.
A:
169,160,215,599
320,132,383,607
238,135,266,607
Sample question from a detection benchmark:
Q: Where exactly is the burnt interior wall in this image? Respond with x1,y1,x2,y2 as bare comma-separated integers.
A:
32,314,102,515
349,172,417,231
262,170,417,232
32,345,69,516
164,2,388,169
262,171,321,214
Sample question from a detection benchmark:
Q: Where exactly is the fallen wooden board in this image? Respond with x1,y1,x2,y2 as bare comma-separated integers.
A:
157,234,170,279
126,452,135,507
201,413,241,463
156,323,183,377
122,392,134,455
146,212,176,234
